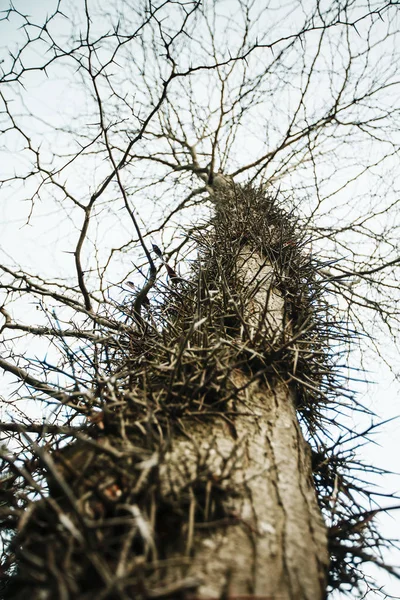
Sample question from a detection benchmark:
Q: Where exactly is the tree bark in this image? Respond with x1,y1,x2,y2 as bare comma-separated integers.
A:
162,382,328,599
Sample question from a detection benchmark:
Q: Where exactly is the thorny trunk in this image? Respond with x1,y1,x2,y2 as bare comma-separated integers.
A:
165,191,328,598
3,184,329,599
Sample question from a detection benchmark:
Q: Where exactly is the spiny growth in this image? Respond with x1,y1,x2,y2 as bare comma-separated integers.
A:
0,184,392,598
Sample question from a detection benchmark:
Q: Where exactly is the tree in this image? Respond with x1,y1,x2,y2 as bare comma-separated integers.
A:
1,0,399,598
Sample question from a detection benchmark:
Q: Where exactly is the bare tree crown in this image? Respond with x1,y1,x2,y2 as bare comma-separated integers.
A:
1,1,400,598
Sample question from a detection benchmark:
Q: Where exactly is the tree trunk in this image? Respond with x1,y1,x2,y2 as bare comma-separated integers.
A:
159,190,328,598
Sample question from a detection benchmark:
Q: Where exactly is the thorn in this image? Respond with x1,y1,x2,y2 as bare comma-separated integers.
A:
126,281,150,306
165,264,178,281
152,244,163,258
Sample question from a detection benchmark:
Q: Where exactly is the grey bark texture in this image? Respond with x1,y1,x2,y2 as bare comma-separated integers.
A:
164,382,328,599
